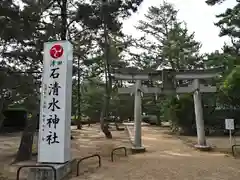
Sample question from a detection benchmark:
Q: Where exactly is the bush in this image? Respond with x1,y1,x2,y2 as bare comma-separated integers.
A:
142,115,157,125
166,94,240,136
166,94,195,135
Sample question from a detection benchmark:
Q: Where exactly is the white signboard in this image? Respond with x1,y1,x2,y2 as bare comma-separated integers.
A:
38,41,73,163
225,119,235,130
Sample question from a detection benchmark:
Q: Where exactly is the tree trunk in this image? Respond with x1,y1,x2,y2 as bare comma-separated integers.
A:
99,4,112,138
76,121,81,129
99,62,112,138
99,53,112,138
152,91,161,126
0,114,4,131
100,95,112,138
0,98,9,132
60,0,67,40
156,114,161,126
14,113,38,163
0,99,5,131
77,57,82,130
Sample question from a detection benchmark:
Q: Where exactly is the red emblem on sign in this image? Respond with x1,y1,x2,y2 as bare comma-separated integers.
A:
50,44,64,59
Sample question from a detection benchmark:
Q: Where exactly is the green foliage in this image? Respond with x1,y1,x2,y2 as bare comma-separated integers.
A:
76,0,143,33
162,23,203,69
133,1,202,70
72,78,134,121
1,0,240,137
111,94,133,120
81,85,104,120
0,0,141,123
165,95,195,131
204,51,236,72
0,65,39,114
72,78,105,120
219,65,240,107
205,0,225,6
206,0,240,57
204,1,240,111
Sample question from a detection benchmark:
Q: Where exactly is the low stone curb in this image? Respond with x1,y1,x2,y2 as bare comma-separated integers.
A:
176,135,233,154
125,125,146,150
125,125,134,145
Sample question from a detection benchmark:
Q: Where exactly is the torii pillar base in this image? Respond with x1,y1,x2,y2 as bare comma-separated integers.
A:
194,144,212,151
131,146,146,154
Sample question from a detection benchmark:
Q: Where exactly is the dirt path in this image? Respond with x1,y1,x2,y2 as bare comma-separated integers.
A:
1,125,240,179
74,126,240,180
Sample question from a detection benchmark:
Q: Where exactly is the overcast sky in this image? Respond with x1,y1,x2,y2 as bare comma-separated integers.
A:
122,0,237,53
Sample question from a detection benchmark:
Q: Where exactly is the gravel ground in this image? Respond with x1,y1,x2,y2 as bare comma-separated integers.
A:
1,125,240,180
72,125,240,180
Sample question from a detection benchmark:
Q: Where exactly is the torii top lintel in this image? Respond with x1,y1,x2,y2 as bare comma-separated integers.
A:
112,67,224,80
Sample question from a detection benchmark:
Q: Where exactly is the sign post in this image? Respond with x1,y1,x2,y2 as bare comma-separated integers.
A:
38,41,73,163
225,119,235,146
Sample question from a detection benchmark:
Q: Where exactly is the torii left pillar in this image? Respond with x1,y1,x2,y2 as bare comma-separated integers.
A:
193,79,207,148
132,80,146,153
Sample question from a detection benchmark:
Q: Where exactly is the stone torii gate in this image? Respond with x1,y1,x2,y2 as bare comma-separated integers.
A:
113,67,222,152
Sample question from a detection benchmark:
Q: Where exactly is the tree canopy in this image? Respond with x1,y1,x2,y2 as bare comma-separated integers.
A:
0,0,240,161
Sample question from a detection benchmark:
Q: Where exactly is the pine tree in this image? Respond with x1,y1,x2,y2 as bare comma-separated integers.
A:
133,1,202,71
206,0,240,58
0,0,145,161
205,0,240,110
